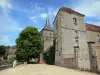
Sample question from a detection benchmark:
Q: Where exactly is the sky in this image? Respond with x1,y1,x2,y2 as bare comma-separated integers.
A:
0,0,100,46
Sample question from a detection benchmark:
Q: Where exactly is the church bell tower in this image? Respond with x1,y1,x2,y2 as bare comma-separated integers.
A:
41,16,53,52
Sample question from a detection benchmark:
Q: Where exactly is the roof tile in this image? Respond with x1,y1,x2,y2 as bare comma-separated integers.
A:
60,7,85,16
86,23,100,32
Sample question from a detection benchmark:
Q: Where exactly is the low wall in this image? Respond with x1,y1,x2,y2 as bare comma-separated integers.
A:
0,64,13,71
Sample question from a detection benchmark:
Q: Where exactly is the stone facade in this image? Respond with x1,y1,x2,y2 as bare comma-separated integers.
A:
53,7,90,70
41,16,53,53
86,24,100,72
42,7,100,72
53,7,100,72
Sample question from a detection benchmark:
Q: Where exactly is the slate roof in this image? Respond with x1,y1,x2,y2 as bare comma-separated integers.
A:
41,16,53,31
86,23,100,32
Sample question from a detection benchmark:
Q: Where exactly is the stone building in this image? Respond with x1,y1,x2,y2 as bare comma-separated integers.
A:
7,46,16,59
53,7,90,70
86,23,100,72
41,7,100,72
53,7,100,72
41,16,53,53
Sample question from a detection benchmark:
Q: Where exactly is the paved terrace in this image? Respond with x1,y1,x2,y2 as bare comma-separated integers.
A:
0,64,98,75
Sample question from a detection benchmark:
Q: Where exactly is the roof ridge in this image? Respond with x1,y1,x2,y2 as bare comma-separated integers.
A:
86,23,100,32
85,23,100,27
60,7,85,16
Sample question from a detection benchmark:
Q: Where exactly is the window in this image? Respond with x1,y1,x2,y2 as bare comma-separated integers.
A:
75,30,79,46
73,18,77,25
75,30,78,39
75,30,78,33
97,35,100,43
75,39,78,43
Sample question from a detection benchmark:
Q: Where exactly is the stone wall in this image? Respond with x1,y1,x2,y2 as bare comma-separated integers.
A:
86,30,100,42
95,44,100,72
54,9,91,71
0,64,12,71
41,30,53,52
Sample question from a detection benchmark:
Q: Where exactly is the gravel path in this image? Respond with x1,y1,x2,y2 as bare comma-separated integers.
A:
0,64,98,75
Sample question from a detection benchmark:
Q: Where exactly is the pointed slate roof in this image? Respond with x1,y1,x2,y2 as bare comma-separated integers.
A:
41,16,53,32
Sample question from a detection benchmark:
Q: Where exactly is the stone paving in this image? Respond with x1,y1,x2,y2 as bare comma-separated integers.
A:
0,64,98,75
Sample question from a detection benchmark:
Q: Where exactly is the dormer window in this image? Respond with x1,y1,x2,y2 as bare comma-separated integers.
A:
73,18,77,25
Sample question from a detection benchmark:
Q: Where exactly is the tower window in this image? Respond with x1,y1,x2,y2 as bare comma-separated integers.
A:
73,18,77,25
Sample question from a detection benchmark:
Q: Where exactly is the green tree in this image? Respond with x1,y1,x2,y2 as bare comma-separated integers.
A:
0,45,6,57
16,26,43,62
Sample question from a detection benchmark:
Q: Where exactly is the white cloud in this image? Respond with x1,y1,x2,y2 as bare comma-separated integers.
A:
31,3,45,13
0,0,22,33
86,21,100,26
0,0,22,46
7,3,12,9
0,35,9,42
40,13,47,18
48,7,58,16
0,34,14,46
0,0,12,9
0,10,22,33
40,8,58,19
29,16,38,24
29,3,58,26
73,0,100,18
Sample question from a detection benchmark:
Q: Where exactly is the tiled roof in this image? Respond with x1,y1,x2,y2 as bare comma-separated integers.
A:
60,7,85,16
86,23,100,32
53,7,84,24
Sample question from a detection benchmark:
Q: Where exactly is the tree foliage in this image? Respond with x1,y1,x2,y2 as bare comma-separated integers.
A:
0,45,6,57
16,26,43,62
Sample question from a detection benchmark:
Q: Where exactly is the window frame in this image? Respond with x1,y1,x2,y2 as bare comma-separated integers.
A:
73,18,77,25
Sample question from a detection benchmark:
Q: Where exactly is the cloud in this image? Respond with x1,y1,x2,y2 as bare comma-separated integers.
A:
28,3,58,26
0,35,9,42
30,16,38,24
73,0,100,18
86,21,100,26
0,0,22,46
0,0,22,33
40,7,58,19
30,3,45,13
40,13,47,18
0,10,22,33
0,0,12,9
0,34,10,46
